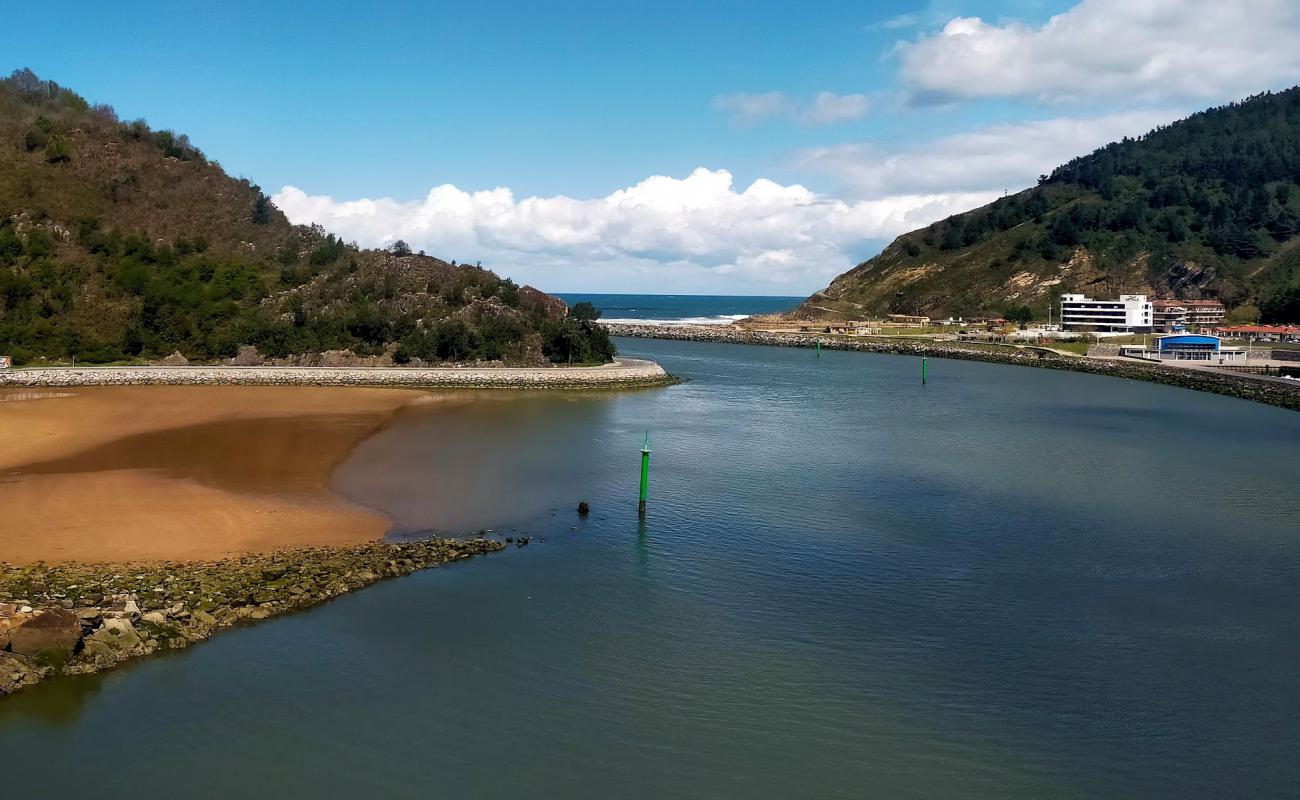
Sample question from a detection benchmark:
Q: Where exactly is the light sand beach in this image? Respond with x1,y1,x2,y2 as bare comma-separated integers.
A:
0,386,426,563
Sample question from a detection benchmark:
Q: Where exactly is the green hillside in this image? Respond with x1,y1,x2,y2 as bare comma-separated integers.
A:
0,68,612,366
795,88,1300,323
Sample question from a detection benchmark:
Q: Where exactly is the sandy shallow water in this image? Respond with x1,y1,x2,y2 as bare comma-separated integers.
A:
0,385,426,563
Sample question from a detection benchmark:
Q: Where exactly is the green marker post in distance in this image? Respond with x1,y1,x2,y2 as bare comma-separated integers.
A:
638,431,651,516
922,357,927,385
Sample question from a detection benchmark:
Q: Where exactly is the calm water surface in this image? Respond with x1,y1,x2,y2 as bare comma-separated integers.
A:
2,338,1298,798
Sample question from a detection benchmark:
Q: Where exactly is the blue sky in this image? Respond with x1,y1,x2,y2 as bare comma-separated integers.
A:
6,1,1300,293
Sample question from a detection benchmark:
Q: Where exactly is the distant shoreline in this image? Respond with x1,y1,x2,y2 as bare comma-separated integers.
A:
0,359,675,390
605,323,1300,412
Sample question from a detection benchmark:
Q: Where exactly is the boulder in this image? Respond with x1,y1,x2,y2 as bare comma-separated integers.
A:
6,609,83,657
101,593,141,617
191,608,218,627
0,652,43,696
227,344,265,366
0,609,38,650
81,618,144,664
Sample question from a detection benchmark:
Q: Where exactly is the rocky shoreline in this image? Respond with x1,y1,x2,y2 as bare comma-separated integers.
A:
605,323,1300,412
0,537,503,699
0,358,674,390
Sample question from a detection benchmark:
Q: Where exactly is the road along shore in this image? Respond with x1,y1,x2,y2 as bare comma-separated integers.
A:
0,358,674,389
604,323,1300,412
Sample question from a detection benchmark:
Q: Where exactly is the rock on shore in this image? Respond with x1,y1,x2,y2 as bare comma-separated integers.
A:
0,537,503,699
603,323,1300,412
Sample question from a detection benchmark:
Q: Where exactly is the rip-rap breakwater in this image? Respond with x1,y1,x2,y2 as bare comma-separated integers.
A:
1,537,503,699
0,359,673,389
604,323,1300,412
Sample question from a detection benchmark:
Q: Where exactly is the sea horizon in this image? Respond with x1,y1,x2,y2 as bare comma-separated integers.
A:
559,292,804,326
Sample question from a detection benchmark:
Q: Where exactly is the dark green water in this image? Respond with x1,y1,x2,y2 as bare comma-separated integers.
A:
2,338,1299,798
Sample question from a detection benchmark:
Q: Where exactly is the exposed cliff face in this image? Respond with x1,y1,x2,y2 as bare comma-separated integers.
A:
794,87,1300,320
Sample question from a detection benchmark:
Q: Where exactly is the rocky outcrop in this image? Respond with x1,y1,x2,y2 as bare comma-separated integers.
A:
0,536,504,699
5,608,82,657
0,652,41,694
0,359,674,390
604,323,1300,412
519,285,568,318
156,351,190,367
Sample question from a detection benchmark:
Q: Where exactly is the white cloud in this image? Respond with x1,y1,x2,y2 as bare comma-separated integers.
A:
871,13,920,30
898,0,1300,104
713,91,868,126
274,109,1194,292
803,91,870,125
794,110,1177,198
712,91,794,125
273,169,991,293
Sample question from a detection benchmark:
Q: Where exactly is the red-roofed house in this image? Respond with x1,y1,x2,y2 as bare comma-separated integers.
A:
1208,324,1300,342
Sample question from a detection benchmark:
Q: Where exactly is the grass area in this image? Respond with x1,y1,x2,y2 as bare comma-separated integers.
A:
1222,338,1300,352
1043,340,1091,355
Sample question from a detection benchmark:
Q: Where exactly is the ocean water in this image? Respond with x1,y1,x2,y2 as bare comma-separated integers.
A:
2,338,1299,798
558,293,802,325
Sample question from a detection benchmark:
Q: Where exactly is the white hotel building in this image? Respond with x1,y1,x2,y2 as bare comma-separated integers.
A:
1059,294,1153,332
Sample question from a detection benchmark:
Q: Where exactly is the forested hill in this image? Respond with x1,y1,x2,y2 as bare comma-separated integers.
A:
795,87,1300,323
0,68,613,366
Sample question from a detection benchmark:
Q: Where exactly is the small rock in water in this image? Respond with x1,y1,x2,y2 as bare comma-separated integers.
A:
577,501,591,516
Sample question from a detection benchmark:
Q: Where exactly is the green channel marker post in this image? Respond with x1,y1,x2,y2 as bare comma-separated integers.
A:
922,357,928,385
816,339,821,357
638,431,651,516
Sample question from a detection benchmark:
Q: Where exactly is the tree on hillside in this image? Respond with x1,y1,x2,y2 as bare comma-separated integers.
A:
44,134,72,164
252,192,272,225
1004,305,1034,326
569,301,601,321
1261,288,1300,324
7,68,44,96
388,240,412,256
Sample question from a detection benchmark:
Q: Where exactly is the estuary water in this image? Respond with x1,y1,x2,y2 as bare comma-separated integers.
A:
2,338,1299,798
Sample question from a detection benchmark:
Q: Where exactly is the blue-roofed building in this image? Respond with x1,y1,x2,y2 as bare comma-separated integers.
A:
1119,334,1249,364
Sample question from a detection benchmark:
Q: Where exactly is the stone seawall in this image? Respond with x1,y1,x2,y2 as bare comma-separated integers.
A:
0,358,673,390
605,323,1300,412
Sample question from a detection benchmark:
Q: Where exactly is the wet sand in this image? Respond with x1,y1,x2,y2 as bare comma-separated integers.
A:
0,386,427,563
